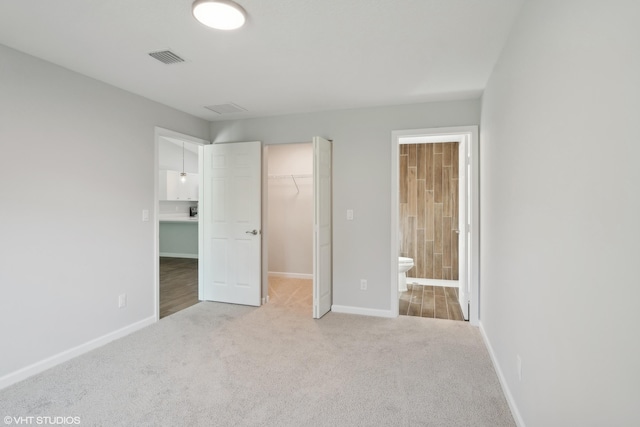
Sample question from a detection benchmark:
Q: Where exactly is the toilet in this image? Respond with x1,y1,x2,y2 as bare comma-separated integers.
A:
398,257,414,292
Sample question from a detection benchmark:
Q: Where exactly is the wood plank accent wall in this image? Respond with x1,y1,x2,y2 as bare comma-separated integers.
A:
400,142,459,280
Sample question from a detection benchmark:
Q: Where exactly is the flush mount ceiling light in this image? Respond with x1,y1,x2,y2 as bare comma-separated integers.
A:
192,0,247,30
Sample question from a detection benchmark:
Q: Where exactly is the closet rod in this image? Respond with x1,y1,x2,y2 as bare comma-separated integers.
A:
268,174,312,193
267,174,312,179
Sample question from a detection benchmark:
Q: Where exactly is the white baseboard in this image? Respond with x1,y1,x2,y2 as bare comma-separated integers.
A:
331,304,397,318
478,321,526,427
0,315,156,390
268,271,313,280
407,277,458,288
159,252,198,259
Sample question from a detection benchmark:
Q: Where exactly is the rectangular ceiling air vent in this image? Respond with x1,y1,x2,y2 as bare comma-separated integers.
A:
205,103,247,114
148,50,185,65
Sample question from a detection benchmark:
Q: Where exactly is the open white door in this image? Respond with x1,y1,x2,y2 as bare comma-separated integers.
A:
313,137,332,319
457,138,470,320
199,141,262,306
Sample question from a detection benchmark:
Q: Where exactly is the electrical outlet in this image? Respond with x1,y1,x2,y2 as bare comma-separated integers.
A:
118,294,127,309
360,279,367,290
517,355,522,381
347,209,354,220
142,209,149,222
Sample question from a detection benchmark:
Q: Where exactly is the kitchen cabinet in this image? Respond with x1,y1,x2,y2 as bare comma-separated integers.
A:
159,170,199,201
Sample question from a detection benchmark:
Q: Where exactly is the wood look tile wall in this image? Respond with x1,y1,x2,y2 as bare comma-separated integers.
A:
400,143,459,280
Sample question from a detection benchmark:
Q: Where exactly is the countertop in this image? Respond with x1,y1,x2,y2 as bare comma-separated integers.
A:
159,215,199,223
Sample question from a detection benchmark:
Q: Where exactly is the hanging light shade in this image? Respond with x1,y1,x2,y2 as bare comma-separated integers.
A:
180,142,187,183
192,0,247,30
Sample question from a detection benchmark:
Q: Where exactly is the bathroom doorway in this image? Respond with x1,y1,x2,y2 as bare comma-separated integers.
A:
391,127,479,325
264,143,314,314
399,141,465,321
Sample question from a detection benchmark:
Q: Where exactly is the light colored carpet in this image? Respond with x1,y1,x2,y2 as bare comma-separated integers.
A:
0,285,514,426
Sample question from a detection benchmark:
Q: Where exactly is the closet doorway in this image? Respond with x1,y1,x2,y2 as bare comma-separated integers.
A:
264,143,314,314
198,136,331,317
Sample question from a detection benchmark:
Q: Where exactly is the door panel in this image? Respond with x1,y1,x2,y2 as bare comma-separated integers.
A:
313,137,332,319
200,141,262,306
457,139,469,320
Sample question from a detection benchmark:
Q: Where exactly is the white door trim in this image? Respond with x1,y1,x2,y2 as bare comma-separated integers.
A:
154,127,208,321
390,126,479,325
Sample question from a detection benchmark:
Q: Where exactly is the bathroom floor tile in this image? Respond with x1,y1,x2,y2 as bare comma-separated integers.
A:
400,283,465,322
408,302,422,317
421,290,435,318
399,298,410,315
448,302,464,321
434,295,449,319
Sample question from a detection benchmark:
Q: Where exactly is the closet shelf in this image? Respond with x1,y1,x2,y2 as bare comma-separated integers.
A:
267,174,312,179
267,174,311,193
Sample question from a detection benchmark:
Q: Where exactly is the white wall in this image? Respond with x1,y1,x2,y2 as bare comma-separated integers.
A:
158,137,199,173
211,100,480,314
267,143,313,276
479,1,640,425
0,44,209,385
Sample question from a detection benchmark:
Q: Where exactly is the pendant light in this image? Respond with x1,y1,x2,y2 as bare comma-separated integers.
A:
180,142,187,183
192,0,246,30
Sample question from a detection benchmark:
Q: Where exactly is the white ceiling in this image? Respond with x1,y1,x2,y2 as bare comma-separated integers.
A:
0,0,524,121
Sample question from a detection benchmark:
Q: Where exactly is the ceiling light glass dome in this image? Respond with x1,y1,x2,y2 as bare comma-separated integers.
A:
192,0,246,30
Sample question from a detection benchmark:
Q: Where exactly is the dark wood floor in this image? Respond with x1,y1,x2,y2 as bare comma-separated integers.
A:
399,283,464,321
159,257,199,319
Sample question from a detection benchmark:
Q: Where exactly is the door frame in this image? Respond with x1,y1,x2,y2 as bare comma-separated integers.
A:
154,127,208,321
390,126,479,325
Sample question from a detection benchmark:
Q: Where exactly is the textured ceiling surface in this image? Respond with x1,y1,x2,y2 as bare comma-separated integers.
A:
0,0,524,121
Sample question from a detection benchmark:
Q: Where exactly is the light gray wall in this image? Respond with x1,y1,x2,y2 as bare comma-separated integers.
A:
480,1,640,425
0,44,209,382
267,143,313,276
211,100,480,312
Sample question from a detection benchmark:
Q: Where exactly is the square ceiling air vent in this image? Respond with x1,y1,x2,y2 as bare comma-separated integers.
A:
205,103,247,114
148,50,185,65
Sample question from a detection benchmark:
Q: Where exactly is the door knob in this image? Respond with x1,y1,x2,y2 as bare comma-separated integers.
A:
246,229,259,235
453,229,460,234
